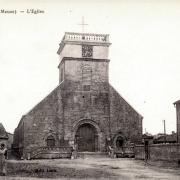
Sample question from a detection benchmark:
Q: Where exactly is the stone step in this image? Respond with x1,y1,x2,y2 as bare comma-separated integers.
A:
77,152,108,159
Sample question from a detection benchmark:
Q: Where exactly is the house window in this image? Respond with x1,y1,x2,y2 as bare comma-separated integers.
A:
46,135,55,147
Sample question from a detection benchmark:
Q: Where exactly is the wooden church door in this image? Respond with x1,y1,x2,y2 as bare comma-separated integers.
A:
76,123,97,152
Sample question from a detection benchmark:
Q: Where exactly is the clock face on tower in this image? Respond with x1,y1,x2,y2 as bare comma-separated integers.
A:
82,45,93,57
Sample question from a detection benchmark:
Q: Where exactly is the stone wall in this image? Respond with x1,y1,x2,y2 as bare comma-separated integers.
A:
135,144,180,161
13,81,143,157
109,85,143,144
13,85,64,158
62,58,109,83
7,133,13,149
30,146,72,159
61,59,110,151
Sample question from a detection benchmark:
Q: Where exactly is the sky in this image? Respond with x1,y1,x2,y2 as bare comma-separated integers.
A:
0,0,180,134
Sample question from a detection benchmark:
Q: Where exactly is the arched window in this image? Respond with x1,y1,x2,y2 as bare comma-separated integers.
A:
46,135,55,147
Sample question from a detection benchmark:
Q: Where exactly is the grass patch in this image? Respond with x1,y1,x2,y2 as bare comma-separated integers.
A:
6,161,118,179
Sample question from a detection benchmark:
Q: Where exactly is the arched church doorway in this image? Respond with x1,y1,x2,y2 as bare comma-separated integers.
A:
116,136,124,149
75,123,98,152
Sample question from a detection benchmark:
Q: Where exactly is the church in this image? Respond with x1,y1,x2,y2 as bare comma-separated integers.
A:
13,32,143,159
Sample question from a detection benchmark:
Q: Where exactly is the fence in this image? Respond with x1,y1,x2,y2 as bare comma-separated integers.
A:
135,143,180,161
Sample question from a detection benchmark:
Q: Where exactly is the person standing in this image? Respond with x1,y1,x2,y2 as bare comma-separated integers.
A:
0,144,7,176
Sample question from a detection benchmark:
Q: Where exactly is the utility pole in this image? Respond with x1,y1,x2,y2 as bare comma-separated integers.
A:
163,120,166,144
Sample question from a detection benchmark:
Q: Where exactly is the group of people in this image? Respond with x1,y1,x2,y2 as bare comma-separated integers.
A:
0,144,7,176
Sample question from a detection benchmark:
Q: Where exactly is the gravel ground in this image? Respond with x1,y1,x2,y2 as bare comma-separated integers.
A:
0,158,180,179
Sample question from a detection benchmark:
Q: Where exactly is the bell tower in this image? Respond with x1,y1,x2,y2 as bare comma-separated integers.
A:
57,32,111,152
57,32,111,85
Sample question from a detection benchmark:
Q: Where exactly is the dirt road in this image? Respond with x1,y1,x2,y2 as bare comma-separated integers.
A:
1,158,180,179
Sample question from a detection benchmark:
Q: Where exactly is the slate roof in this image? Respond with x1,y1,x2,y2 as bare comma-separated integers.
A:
0,123,8,139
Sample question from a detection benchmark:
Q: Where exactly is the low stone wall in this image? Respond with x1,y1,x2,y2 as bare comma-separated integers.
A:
135,143,180,161
115,146,135,158
29,146,72,159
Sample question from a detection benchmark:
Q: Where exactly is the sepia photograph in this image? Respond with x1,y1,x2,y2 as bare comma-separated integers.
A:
0,0,180,179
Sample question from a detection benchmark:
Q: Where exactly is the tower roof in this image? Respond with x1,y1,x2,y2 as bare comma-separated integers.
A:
57,32,111,55
0,123,8,139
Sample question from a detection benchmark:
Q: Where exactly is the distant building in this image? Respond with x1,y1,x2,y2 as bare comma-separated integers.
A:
0,123,8,148
153,132,177,144
13,32,143,159
174,100,180,143
7,132,13,149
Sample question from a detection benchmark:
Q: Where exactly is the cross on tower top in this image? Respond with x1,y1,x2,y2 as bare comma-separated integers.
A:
78,16,88,34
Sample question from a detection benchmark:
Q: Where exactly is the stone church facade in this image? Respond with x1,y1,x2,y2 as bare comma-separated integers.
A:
13,32,142,159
